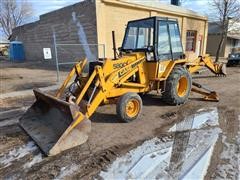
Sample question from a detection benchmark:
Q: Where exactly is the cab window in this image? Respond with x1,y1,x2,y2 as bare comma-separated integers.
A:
122,18,154,51
169,21,183,59
157,20,183,60
158,21,171,60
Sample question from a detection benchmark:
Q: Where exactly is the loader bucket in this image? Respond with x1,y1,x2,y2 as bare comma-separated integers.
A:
19,89,91,156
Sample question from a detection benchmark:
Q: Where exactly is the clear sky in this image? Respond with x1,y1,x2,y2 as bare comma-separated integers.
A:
30,0,82,21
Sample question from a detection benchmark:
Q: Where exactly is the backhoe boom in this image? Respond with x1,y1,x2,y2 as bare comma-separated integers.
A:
187,55,226,76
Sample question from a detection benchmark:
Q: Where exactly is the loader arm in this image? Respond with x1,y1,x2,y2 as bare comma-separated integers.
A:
186,55,226,76
65,57,147,135
75,56,147,119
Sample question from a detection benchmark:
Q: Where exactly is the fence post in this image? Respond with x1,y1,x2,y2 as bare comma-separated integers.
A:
52,29,60,82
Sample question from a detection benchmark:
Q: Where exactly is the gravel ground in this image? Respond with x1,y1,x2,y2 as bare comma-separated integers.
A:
0,66,239,179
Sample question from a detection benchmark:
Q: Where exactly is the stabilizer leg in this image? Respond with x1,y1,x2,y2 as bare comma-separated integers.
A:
191,81,219,102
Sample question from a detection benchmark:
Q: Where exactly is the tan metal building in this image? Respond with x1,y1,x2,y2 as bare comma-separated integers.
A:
96,0,208,60
11,0,208,62
207,22,240,58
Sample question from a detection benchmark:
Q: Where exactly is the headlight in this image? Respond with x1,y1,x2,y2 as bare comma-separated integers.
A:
230,54,235,58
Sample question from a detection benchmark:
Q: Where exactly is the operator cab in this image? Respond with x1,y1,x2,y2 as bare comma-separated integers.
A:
121,16,184,61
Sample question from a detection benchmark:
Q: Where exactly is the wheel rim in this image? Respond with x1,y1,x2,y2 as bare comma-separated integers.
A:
126,99,140,118
176,76,188,97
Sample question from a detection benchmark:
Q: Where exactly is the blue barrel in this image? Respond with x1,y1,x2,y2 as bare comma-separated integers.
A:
9,41,25,62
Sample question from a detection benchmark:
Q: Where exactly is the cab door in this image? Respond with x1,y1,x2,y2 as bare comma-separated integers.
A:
156,19,184,79
157,20,172,61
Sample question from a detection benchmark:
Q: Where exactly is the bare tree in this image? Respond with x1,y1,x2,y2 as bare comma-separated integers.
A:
0,0,33,39
210,0,240,62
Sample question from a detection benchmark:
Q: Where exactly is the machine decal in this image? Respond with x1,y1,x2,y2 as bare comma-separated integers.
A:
118,58,144,78
113,62,128,69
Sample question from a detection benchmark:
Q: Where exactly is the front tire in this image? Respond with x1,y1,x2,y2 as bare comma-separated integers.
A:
162,66,192,105
116,93,142,123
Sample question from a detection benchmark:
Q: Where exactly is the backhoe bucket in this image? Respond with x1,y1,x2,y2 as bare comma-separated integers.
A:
19,89,91,156
218,63,227,76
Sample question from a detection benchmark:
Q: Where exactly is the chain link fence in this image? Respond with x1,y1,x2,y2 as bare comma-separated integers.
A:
52,30,105,82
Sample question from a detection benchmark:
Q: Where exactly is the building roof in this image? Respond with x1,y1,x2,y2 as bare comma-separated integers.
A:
12,0,208,36
105,0,207,20
0,40,9,44
228,34,240,40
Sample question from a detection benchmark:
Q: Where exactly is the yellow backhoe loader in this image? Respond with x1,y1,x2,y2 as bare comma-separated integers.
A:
19,17,226,156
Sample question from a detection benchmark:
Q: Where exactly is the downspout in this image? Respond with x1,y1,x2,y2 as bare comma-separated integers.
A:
203,20,207,55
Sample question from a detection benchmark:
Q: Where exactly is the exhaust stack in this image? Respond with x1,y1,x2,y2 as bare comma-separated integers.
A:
171,0,180,6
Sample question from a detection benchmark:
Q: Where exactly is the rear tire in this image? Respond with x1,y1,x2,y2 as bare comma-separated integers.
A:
116,93,142,123
162,66,192,105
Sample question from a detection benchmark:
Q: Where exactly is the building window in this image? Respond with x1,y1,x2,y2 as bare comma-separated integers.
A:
186,31,197,51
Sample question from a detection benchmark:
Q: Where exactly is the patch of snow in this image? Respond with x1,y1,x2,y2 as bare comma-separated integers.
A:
23,153,43,169
181,145,214,179
214,135,239,179
238,115,240,180
169,107,219,132
128,147,172,179
0,118,18,127
0,141,37,168
180,129,219,179
100,126,221,179
197,108,207,112
0,107,27,118
54,164,79,180
99,136,173,179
